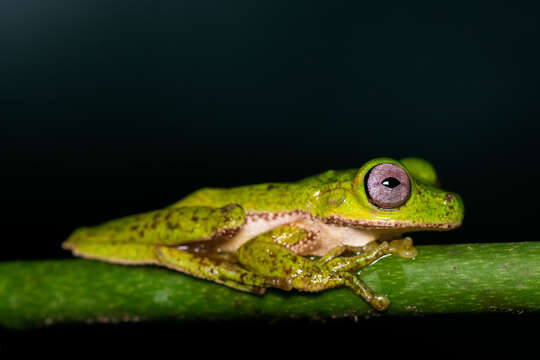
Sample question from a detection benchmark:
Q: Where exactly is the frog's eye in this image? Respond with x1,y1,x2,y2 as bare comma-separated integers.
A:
365,163,411,209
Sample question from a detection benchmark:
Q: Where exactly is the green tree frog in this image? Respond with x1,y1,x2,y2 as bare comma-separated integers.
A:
63,157,464,310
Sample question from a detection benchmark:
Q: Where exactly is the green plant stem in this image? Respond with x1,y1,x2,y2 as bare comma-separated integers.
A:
1,242,539,329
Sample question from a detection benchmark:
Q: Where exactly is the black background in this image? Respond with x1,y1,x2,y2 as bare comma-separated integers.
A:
1,0,539,353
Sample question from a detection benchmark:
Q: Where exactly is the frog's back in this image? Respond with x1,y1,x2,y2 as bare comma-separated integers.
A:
171,169,356,213
171,184,304,212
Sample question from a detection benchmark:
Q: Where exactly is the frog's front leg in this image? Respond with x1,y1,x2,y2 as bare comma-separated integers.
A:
236,226,392,310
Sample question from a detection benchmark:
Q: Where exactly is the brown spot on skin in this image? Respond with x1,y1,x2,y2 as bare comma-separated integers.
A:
417,190,422,195
192,216,199,222
221,204,237,213
139,230,145,238
449,205,454,210
267,185,275,190
211,227,241,242
445,193,453,202
130,225,138,231
167,222,179,230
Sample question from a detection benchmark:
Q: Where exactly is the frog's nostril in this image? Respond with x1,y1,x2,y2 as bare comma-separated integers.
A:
444,193,453,202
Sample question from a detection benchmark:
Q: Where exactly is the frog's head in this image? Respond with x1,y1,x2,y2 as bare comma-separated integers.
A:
321,157,464,232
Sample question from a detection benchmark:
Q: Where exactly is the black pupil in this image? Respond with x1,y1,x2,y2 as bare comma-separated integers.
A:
382,177,400,188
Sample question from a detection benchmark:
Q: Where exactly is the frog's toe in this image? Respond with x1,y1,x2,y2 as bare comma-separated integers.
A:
389,237,418,259
371,294,390,311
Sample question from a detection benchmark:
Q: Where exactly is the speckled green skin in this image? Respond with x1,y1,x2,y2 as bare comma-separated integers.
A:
64,205,246,263
63,157,464,310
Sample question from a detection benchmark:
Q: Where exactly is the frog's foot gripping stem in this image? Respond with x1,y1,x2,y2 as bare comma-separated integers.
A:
388,237,417,259
313,242,391,311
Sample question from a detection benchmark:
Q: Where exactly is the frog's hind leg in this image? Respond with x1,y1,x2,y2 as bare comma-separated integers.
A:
235,226,392,310
63,203,248,265
154,245,285,294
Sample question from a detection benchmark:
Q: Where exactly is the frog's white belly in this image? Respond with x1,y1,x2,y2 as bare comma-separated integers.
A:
217,211,384,256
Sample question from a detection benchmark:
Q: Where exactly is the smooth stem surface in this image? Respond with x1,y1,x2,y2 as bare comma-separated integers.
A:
1,242,539,329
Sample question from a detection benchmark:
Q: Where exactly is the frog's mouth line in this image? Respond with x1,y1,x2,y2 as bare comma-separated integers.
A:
322,215,462,231
245,211,461,232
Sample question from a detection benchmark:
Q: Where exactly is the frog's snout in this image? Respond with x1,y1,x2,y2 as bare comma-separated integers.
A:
442,191,464,229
